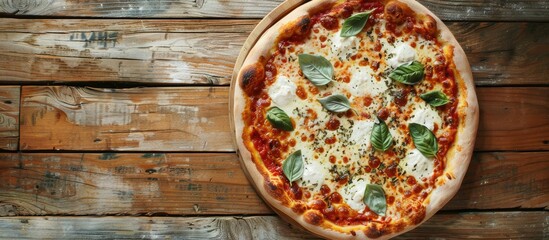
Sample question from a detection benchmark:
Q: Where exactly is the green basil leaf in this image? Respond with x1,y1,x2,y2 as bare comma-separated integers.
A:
420,90,450,107
341,10,374,37
318,94,351,113
389,61,425,85
363,184,386,216
298,54,333,86
371,119,393,152
409,123,438,158
282,150,304,183
266,107,293,131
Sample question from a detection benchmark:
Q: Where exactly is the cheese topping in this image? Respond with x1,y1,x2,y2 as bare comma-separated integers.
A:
400,149,434,180
348,66,388,97
339,178,370,212
329,32,360,60
300,149,329,191
349,120,376,145
388,43,417,68
268,75,297,107
409,101,443,131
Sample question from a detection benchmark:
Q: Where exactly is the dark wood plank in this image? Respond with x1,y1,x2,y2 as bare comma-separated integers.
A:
476,87,549,151
0,212,546,239
0,86,19,150
0,0,547,21
0,152,545,216
447,152,548,210
0,20,547,86
20,86,233,151
20,86,549,151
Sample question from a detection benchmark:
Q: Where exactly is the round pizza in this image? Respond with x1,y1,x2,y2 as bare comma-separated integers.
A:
232,0,479,239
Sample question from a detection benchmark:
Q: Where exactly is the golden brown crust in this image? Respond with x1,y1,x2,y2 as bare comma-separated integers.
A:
233,0,478,239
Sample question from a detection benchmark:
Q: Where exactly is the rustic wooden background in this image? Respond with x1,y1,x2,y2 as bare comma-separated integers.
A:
0,0,548,239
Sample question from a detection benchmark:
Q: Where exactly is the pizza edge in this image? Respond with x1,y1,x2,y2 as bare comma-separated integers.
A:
232,0,479,239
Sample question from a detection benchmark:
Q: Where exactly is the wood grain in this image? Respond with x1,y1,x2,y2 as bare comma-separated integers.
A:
0,152,545,216
476,87,549,151
0,153,270,216
20,86,549,151
0,86,19,150
0,19,547,86
0,212,546,239
0,0,547,21
20,86,233,151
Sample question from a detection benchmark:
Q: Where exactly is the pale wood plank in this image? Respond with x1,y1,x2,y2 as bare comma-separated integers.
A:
0,153,270,216
20,86,549,151
0,86,19,150
0,20,546,86
20,86,233,151
0,152,545,216
0,0,547,21
0,212,546,239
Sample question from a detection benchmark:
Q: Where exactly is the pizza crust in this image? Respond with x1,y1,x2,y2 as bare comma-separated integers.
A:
232,0,478,239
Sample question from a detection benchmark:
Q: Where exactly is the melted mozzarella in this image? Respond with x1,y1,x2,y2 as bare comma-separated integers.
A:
388,44,416,68
338,178,370,212
399,149,434,180
268,75,297,107
409,102,442,131
299,149,329,191
349,120,376,145
329,32,360,60
348,66,388,97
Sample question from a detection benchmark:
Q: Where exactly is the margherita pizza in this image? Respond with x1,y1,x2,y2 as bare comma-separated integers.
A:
232,0,478,239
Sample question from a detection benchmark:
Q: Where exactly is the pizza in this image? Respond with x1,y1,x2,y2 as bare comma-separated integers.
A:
232,0,478,239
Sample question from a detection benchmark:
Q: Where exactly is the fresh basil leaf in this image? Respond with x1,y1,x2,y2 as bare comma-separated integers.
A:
420,90,450,107
363,184,386,216
282,150,304,183
298,54,333,86
341,10,374,37
318,94,351,113
409,123,438,158
266,107,293,131
389,61,425,85
371,119,393,152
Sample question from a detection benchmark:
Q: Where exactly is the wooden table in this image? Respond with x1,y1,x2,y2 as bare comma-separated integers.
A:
0,0,547,239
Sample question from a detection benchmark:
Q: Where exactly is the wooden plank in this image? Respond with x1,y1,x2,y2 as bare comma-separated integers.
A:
0,153,270,216
476,87,549,151
0,212,546,239
20,86,233,151
0,152,546,216
0,20,547,86
20,86,549,151
0,0,547,21
0,86,19,150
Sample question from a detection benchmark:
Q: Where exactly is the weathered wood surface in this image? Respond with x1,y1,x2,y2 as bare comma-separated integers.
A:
20,86,233,151
0,212,546,239
0,0,547,21
20,86,549,151
0,20,547,86
0,152,545,216
0,86,19,150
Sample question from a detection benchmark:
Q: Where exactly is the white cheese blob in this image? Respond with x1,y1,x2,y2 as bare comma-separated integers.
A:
349,66,388,97
338,178,370,211
409,102,443,131
268,75,297,107
349,120,376,145
300,153,329,191
399,149,434,180
330,32,360,60
388,44,416,68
